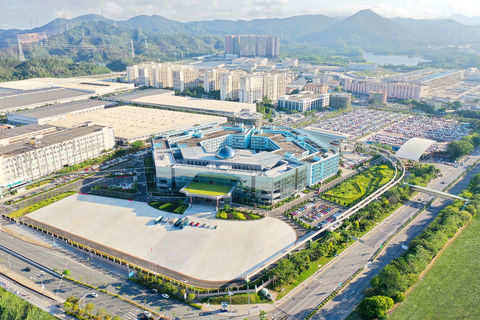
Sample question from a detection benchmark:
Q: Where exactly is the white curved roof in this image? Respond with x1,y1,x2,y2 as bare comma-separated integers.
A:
395,137,436,161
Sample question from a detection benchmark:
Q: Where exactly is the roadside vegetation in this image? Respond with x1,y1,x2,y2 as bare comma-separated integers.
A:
148,199,188,214
183,182,231,197
201,292,270,305
269,164,438,300
7,192,76,218
352,172,480,319
321,164,395,206
0,287,57,320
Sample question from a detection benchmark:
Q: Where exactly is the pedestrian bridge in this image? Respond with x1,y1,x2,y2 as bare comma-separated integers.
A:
404,183,469,202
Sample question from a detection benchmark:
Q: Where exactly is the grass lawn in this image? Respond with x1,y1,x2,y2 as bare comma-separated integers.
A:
184,182,231,197
323,165,394,206
144,155,154,168
148,201,188,214
8,192,76,218
389,212,480,320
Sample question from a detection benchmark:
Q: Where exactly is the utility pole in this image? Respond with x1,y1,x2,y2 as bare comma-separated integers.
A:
17,37,25,62
131,40,135,58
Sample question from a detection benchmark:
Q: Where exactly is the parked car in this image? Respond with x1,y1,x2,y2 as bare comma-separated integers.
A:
90,292,98,298
162,294,169,299
144,311,152,317
151,289,158,293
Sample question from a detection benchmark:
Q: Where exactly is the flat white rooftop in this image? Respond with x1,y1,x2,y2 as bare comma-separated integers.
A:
28,194,296,281
49,105,227,141
112,89,256,116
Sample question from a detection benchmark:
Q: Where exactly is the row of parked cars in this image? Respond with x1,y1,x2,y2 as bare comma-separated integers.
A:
318,210,344,228
291,202,316,216
304,204,334,221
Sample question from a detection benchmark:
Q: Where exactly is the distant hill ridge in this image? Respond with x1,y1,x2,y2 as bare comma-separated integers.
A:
1,9,480,51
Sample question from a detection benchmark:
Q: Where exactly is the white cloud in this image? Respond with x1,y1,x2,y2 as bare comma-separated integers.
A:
3,0,480,29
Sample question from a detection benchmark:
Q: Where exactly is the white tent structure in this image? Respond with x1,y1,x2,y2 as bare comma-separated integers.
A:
395,137,436,161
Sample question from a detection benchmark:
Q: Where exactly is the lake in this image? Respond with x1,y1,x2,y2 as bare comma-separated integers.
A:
363,52,431,66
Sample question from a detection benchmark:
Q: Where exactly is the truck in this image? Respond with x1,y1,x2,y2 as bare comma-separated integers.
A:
180,218,189,229
261,288,275,301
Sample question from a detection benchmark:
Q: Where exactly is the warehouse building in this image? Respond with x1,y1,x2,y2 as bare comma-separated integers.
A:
0,88,92,113
277,92,330,112
0,124,115,188
49,105,227,144
151,124,339,205
7,100,113,125
106,89,256,118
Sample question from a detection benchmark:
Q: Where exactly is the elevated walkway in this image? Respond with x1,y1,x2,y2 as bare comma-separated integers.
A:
404,183,469,201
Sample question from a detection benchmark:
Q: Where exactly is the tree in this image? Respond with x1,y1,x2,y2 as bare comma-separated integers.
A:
180,289,186,298
352,221,360,230
79,309,86,316
86,303,95,315
131,140,145,151
447,140,474,160
63,301,72,311
112,316,121,320
453,100,463,109
96,308,107,319
259,310,267,320
187,293,196,301
359,296,394,318
62,269,71,276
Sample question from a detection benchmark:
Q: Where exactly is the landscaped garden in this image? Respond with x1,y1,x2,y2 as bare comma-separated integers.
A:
148,200,188,214
216,204,263,220
321,164,395,206
183,182,232,197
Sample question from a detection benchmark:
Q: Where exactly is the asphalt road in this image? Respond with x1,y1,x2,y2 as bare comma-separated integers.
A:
0,226,265,320
0,244,146,319
268,149,480,320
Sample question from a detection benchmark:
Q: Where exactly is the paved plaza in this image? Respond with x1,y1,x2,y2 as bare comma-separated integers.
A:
27,194,296,281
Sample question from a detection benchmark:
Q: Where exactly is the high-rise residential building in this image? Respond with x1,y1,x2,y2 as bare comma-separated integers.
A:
276,73,287,99
240,35,257,57
126,65,139,83
220,70,246,101
304,83,329,94
330,92,352,110
262,73,278,102
152,64,174,89
240,75,263,103
224,35,280,58
204,68,230,93
173,66,200,92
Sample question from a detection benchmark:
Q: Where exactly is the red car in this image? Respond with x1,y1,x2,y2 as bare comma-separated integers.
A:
190,222,195,226
195,222,200,227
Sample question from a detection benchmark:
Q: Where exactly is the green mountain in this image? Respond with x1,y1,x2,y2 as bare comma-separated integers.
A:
391,18,480,45
298,9,418,48
184,14,338,39
5,21,221,68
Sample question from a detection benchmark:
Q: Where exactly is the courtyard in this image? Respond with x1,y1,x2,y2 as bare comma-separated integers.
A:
27,194,296,281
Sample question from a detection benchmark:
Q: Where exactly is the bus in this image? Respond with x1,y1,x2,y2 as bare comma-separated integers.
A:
174,218,183,227
154,215,163,224
180,218,189,229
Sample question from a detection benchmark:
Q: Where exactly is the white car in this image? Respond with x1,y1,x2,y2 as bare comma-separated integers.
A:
162,293,169,299
90,292,98,298
143,311,152,317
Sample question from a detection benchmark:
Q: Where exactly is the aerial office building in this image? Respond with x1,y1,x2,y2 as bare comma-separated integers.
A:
225,35,280,58
277,92,330,112
151,124,339,205
0,124,115,189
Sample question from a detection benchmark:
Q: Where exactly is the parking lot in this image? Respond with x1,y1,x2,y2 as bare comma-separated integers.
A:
292,199,346,228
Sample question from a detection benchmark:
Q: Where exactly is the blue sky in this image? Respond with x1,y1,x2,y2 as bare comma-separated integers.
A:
0,0,478,29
